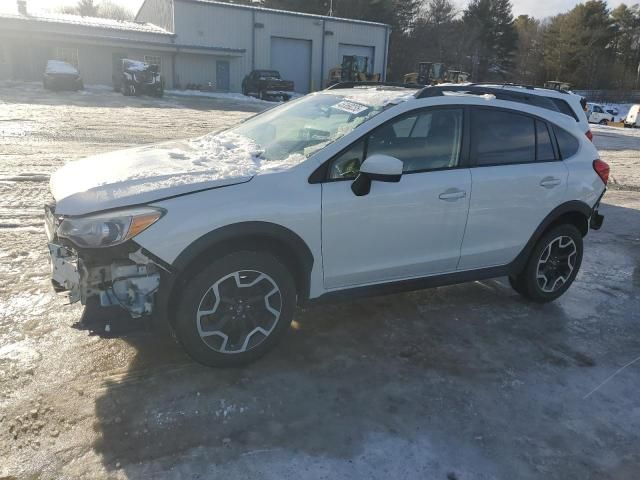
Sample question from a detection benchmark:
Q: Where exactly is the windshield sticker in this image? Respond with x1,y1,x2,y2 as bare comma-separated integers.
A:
332,101,369,115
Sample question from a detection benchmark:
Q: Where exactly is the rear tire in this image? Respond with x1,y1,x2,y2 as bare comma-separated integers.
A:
174,251,296,367
599,119,608,125
510,224,583,303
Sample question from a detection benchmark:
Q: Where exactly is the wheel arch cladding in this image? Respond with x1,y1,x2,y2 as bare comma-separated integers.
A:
161,222,314,325
509,200,591,275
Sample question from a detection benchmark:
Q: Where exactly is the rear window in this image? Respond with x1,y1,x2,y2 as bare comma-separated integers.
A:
553,126,580,158
550,98,579,121
471,109,536,165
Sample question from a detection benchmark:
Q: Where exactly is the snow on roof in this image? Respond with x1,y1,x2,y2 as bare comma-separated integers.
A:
0,8,172,35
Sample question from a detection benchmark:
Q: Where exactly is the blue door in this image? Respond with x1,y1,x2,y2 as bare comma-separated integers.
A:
216,60,230,91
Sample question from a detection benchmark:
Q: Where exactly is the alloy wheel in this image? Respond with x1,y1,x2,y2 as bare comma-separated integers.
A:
196,270,282,354
536,235,577,293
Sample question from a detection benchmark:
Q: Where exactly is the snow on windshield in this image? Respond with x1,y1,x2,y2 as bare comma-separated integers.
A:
230,87,417,162
45,61,78,75
186,132,304,174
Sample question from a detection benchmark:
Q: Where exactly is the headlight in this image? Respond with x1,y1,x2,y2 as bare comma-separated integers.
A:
57,207,163,248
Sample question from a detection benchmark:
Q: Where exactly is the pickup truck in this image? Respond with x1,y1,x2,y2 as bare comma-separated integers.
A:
241,70,294,101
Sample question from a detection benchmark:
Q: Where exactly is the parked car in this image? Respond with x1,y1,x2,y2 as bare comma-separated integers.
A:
586,103,614,125
43,60,83,91
241,70,294,101
605,106,619,117
624,104,640,128
114,59,163,97
45,84,608,367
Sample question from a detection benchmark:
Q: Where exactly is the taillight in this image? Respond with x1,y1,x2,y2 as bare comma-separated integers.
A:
593,159,609,185
586,130,593,141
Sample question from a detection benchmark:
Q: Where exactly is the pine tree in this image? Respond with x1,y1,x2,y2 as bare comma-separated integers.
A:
77,0,99,16
462,0,518,81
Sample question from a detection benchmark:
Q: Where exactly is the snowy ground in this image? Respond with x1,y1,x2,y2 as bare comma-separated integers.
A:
1,83,639,479
592,124,640,190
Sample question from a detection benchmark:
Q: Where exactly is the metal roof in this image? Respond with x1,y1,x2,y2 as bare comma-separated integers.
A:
0,8,173,35
175,0,390,28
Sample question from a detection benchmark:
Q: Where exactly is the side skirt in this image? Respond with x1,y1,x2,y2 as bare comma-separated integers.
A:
308,265,510,305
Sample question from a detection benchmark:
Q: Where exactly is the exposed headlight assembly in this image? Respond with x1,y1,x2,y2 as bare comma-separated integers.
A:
57,207,164,248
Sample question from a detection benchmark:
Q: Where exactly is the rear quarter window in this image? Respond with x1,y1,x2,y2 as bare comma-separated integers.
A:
553,126,580,158
550,98,579,121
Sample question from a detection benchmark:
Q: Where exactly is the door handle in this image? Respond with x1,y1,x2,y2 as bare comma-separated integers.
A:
439,189,467,201
540,177,562,188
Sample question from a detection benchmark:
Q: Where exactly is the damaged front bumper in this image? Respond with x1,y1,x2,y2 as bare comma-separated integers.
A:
47,242,163,318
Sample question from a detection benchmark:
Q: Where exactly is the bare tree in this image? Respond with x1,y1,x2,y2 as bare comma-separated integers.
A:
57,0,133,20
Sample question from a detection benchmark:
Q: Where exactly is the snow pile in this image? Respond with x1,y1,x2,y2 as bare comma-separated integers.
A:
166,89,272,103
187,132,305,174
45,61,78,75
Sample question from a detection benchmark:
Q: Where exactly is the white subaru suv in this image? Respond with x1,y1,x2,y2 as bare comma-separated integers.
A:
45,84,609,366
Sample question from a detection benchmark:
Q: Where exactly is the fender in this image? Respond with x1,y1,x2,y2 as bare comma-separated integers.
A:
171,221,314,275
507,200,592,275
153,221,315,327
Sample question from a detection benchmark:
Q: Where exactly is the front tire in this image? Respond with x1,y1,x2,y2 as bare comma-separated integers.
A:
174,251,296,367
599,119,608,125
510,224,583,303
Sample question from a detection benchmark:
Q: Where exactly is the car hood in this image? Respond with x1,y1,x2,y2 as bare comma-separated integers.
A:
50,133,304,216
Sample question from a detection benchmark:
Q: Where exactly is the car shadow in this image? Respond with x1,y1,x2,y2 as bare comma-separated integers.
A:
89,200,640,478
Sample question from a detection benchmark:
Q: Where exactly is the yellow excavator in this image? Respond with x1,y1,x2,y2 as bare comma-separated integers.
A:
404,62,470,85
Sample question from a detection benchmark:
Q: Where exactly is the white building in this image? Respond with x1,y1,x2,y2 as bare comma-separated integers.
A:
0,0,390,93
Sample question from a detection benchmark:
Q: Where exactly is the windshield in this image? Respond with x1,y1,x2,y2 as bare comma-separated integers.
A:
229,89,414,162
258,70,280,78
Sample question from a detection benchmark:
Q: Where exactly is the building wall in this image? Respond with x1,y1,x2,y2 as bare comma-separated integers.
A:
172,0,389,92
0,43,12,79
174,53,241,90
253,9,324,92
172,1,251,91
136,0,175,32
324,20,388,83
0,33,175,88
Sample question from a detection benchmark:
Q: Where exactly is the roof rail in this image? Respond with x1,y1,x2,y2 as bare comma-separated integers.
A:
470,82,571,94
415,85,563,113
325,81,424,90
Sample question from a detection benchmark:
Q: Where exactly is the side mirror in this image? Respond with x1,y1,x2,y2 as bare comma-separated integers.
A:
351,154,403,196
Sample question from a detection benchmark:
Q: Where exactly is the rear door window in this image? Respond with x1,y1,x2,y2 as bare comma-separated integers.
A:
536,120,556,162
471,109,536,165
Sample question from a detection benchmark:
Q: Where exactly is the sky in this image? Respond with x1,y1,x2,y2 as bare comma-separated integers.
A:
0,0,633,19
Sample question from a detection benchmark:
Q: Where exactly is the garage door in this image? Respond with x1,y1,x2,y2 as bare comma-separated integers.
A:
338,44,375,72
270,37,312,93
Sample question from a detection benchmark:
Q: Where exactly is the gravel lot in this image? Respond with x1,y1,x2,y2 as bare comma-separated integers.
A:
1,83,639,479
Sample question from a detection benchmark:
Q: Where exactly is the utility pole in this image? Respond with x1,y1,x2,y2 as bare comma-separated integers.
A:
329,0,334,16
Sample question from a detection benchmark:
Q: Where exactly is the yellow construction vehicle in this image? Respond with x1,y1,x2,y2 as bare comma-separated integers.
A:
404,62,469,85
544,80,572,91
326,55,381,87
